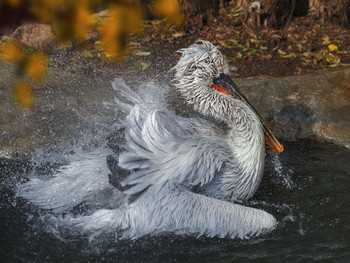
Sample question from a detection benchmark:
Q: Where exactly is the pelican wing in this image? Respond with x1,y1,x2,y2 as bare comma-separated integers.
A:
118,106,233,195
68,181,277,240
19,149,124,213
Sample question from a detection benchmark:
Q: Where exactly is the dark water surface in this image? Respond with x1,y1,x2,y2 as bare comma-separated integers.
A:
1,140,349,262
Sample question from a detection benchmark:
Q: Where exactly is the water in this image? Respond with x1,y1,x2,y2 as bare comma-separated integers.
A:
1,78,350,262
1,140,349,262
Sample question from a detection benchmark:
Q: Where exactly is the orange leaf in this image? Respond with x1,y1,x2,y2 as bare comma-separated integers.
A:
328,44,338,52
99,3,142,58
25,52,48,81
73,5,95,42
0,41,24,63
13,82,34,108
153,0,184,27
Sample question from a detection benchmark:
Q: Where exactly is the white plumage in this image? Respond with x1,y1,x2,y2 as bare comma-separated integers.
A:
20,40,278,240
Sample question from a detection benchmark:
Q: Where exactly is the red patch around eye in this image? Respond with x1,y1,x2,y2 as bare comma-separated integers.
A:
211,84,230,95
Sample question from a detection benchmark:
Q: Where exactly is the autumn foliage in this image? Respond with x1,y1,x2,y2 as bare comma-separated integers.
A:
0,0,183,108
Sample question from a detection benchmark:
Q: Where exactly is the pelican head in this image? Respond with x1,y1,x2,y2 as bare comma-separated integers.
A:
172,41,232,107
172,40,283,153
173,40,229,85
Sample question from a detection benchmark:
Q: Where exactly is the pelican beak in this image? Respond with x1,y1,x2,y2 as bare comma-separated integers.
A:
212,73,284,153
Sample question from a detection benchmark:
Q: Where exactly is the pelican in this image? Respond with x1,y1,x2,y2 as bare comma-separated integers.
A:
20,40,283,240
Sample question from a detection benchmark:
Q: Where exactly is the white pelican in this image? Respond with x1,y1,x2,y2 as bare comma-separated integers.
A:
20,40,284,240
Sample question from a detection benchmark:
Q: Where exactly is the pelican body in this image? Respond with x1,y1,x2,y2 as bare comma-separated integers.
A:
20,41,283,239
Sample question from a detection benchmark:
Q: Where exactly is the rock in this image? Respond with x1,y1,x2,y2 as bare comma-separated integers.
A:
0,60,113,159
274,104,314,140
7,9,122,54
0,58,349,159
10,17,107,53
236,66,350,149
11,23,74,53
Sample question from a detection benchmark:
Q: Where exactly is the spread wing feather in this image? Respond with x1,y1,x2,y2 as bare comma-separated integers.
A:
118,106,233,195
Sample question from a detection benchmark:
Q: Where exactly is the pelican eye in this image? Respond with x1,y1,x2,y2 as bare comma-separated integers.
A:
216,63,226,73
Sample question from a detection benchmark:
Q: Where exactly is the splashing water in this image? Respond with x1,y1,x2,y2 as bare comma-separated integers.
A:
271,152,294,189
1,78,350,261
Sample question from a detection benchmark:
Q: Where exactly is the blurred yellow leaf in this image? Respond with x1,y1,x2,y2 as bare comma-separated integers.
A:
249,39,260,44
13,82,33,108
73,4,94,42
277,49,286,55
99,3,143,58
328,44,338,52
134,50,151,56
129,42,141,46
0,41,24,63
134,61,149,71
82,50,94,58
25,52,48,81
31,0,94,42
223,55,233,62
54,2,94,42
322,36,331,45
30,0,65,22
172,32,185,38
153,0,179,17
329,53,340,60
326,55,333,63
229,7,244,17
220,42,234,48
281,54,292,58
153,0,184,27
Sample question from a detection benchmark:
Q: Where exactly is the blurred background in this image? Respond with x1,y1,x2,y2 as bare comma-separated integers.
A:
0,0,349,107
